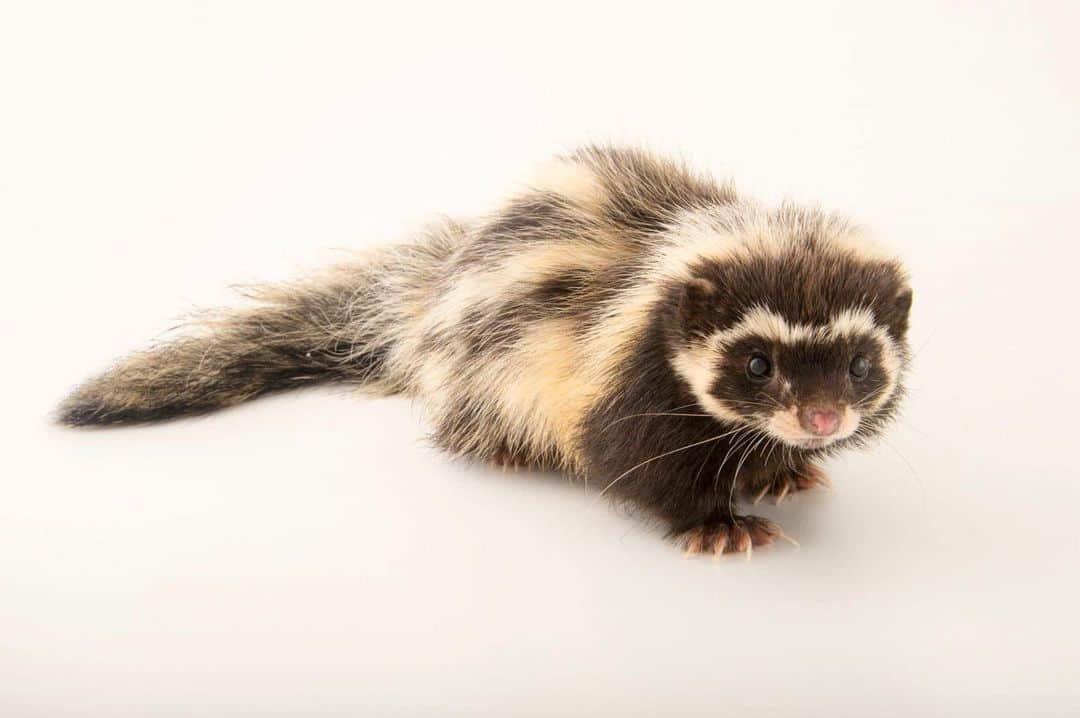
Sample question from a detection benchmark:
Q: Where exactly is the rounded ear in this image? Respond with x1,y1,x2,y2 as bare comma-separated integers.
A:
678,277,717,327
889,288,913,338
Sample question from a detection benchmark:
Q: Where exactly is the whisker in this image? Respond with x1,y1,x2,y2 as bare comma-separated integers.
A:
724,400,779,412
712,428,756,498
897,417,932,440
755,392,787,410
597,426,745,498
689,435,721,498
728,430,769,516
763,434,780,466
728,397,782,408
598,401,705,432
911,328,936,360
880,436,927,512
851,393,882,411
601,411,712,432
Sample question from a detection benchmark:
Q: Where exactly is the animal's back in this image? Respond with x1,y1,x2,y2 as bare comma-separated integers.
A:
392,147,738,472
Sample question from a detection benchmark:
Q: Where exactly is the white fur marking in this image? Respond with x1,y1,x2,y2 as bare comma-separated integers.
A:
671,345,742,424
673,305,905,428
764,405,861,448
711,305,885,348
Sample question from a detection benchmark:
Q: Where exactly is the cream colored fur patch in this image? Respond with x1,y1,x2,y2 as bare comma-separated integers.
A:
524,158,608,208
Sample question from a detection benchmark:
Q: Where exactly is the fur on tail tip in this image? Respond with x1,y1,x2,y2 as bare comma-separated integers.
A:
55,268,400,427
55,376,237,427
56,334,354,428
57,219,458,428
55,396,185,427
54,356,267,428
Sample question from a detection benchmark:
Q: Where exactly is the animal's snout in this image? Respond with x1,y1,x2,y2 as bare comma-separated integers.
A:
800,407,841,437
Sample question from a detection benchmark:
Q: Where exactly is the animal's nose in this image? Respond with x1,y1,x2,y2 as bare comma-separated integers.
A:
800,407,841,437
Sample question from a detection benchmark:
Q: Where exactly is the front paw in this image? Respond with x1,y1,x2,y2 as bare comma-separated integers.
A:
751,463,832,505
678,515,787,558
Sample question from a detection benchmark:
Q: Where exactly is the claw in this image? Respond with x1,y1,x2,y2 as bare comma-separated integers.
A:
679,517,791,559
733,527,751,553
777,532,801,548
712,533,728,559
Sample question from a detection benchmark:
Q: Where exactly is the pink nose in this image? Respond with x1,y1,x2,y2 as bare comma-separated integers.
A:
801,407,841,437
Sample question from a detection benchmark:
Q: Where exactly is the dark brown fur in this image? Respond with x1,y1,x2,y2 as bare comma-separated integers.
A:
58,146,911,557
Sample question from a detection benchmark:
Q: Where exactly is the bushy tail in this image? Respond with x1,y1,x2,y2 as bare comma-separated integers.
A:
57,222,463,427
56,273,379,426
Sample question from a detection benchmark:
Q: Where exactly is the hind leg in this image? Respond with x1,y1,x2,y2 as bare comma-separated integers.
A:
487,441,539,470
429,401,554,472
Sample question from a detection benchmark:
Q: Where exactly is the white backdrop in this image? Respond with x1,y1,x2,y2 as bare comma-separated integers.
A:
2,2,1079,716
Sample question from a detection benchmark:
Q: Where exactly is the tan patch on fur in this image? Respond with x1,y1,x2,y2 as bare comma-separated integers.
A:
409,240,624,345
827,226,900,263
524,159,608,208
497,318,596,470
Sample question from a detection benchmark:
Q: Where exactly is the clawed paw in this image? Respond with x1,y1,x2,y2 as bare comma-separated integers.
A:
487,444,534,471
489,449,523,470
752,464,832,505
679,516,794,558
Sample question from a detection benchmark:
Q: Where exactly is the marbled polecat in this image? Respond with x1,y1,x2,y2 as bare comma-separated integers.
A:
58,146,912,557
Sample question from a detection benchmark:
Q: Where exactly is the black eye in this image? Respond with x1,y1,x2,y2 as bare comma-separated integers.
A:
747,354,772,380
850,355,871,379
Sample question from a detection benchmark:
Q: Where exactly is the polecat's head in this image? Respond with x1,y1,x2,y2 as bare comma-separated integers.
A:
666,205,912,452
